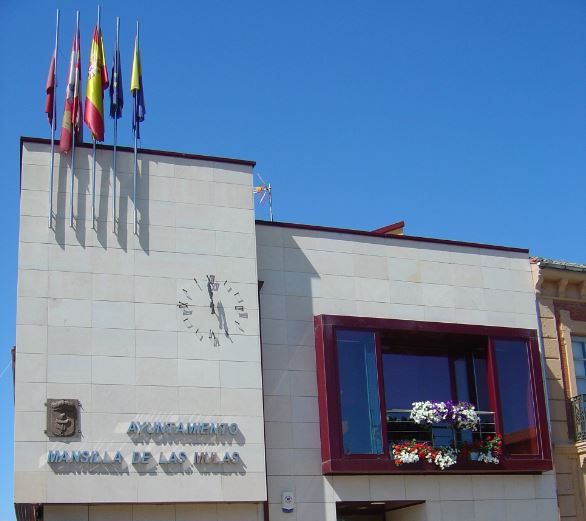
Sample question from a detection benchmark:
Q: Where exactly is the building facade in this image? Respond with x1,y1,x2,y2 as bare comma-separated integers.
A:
533,258,586,521
14,138,558,521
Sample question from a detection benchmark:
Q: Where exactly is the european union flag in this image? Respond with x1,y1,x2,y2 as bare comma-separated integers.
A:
109,42,123,119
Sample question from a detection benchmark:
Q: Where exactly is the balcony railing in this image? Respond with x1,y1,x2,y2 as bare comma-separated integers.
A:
571,394,586,442
386,409,497,450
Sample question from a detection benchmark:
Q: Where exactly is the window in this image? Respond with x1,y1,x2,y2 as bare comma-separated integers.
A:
572,336,586,395
493,339,539,455
381,331,491,449
336,330,383,455
315,315,552,474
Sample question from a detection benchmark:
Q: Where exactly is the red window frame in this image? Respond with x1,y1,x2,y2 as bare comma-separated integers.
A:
315,315,552,474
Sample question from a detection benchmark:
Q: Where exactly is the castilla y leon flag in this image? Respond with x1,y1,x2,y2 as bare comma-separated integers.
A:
84,24,109,141
59,28,83,153
131,34,145,138
45,55,56,128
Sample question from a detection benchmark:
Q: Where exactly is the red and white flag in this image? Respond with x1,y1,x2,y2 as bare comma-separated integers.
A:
44,55,56,128
59,27,83,153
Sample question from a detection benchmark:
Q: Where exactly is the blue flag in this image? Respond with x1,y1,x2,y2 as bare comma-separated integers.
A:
109,43,123,119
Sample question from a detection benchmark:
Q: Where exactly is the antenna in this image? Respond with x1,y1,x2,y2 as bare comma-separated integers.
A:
253,173,273,221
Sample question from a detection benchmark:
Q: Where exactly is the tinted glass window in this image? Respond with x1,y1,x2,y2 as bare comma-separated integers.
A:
493,339,539,455
336,330,383,455
383,350,453,409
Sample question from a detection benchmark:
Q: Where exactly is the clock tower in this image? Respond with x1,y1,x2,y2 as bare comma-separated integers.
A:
14,138,266,509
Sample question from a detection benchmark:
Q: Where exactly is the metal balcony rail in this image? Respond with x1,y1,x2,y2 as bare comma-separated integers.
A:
570,394,586,442
386,409,497,450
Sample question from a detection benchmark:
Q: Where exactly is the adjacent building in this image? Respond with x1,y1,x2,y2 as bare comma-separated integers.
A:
533,258,586,521
14,138,559,521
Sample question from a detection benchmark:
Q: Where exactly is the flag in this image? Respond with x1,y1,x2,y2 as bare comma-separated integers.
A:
84,24,109,141
109,40,123,119
59,28,83,153
45,55,56,128
131,34,145,138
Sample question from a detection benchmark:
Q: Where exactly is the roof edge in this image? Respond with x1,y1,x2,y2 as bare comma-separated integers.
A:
372,220,405,235
20,136,256,168
255,219,530,254
532,257,586,273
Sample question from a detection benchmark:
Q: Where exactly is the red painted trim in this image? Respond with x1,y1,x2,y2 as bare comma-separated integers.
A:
315,315,333,466
529,337,552,462
372,221,405,234
375,331,390,460
326,457,552,474
20,136,256,167
486,337,503,439
255,220,530,254
320,315,537,340
315,315,552,475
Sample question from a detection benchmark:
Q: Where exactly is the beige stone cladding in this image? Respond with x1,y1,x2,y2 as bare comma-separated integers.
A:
533,260,586,521
14,141,266,504
258,223,558,521
44,504,265,521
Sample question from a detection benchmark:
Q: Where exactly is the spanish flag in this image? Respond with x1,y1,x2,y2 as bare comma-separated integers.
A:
131,33,145,138
84,24,109,141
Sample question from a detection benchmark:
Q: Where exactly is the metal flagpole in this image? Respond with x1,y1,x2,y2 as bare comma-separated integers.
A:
269,185,273,222
133,20,139,236
92,137,97,229
91,5,101,231
48,9,60,228
133,125,138,235
112,17,120,233
70,10,80,228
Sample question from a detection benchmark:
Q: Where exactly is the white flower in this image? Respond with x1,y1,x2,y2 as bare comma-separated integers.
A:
410,401,449,425
432,447,458,470
397,450,419,464
478,452,499,464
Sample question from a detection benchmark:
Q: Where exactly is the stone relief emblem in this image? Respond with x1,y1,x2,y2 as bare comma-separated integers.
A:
46,399,80,437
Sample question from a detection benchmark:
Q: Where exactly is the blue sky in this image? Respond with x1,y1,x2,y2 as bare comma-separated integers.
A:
1,0,585,517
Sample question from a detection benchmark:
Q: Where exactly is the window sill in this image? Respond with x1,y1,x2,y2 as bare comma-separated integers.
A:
323,457,553,475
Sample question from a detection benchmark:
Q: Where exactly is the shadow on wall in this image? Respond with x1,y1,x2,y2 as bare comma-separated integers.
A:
50,148,150,254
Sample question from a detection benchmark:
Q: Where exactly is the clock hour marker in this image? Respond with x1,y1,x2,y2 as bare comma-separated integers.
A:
178,301,193,315
183,318,193,329
235,306,244,311
182,288,192,300
239,312,248,319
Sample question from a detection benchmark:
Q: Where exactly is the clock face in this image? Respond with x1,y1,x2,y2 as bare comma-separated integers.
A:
177,275,249,346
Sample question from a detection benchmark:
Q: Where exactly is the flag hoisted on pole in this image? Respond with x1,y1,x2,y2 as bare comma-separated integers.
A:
131,21,145,235
84,5,109,230
109,17,123,233
46,9,59,228
60,12,83,228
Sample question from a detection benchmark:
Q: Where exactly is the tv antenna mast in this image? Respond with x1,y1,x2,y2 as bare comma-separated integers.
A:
254,173,273,221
